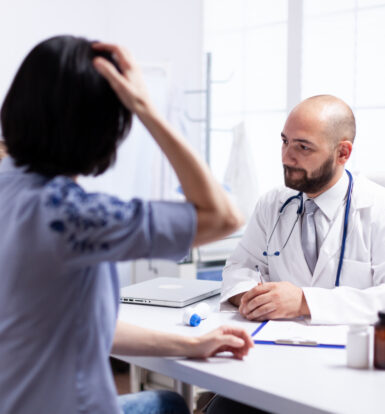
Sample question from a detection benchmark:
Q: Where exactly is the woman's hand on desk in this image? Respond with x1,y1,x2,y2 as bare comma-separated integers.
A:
112,321,253,359
188,326,254,360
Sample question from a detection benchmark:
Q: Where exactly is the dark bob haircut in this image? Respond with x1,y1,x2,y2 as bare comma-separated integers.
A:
0,35,132,177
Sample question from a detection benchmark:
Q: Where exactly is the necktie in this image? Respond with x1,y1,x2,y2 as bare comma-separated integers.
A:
301,199,318,274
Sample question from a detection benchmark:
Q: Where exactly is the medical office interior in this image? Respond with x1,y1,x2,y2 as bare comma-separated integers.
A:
1,0,385,413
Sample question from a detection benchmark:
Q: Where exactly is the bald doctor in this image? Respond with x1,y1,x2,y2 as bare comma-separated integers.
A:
221,95,385,325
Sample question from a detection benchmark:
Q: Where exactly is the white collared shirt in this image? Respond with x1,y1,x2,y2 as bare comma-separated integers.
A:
303,172,349,256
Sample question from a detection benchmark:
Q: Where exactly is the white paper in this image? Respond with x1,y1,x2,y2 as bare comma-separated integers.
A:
254,321,349,346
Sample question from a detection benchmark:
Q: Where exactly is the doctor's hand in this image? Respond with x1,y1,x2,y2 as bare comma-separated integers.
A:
239,282,310,321
188,326,254,360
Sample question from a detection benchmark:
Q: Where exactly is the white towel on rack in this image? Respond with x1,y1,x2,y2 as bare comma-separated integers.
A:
223,122,258,220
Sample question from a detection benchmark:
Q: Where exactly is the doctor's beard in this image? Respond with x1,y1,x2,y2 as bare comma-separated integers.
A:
283,155,336,194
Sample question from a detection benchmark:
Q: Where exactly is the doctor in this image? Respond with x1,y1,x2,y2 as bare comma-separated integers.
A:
221,95,385,325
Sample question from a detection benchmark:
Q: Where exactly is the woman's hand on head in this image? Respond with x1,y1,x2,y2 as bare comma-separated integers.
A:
92,45,243,246
92,43,152,114
188,326,254,360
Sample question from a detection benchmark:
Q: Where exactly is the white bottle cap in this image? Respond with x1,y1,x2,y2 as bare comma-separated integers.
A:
193,302,211,319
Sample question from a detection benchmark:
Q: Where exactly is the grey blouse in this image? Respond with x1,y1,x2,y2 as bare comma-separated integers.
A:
0,156,196,414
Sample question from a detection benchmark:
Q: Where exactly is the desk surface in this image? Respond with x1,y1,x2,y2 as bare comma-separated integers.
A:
117,296,385,414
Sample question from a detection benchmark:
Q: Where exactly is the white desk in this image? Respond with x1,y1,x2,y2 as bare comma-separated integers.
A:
116,297,385,414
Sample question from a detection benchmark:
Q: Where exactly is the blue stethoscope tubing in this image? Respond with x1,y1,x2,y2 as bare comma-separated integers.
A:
263,170,353,287
335,170,353,286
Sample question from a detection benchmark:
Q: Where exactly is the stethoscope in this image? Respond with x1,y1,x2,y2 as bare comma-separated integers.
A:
263,169,354,287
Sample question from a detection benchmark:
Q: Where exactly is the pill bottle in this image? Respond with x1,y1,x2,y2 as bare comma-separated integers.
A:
346,325,369,369
183,308,201,327
374,311,385,369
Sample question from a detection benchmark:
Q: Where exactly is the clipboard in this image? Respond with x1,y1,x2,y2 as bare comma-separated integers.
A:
251,320,347,349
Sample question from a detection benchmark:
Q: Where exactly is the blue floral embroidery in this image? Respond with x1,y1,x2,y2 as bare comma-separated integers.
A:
45,177,138,253
50,220,67,233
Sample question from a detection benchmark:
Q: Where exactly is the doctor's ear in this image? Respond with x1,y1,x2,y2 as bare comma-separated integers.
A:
336,140,353,165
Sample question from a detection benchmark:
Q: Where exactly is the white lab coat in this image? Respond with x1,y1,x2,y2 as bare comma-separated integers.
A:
221,174,385,324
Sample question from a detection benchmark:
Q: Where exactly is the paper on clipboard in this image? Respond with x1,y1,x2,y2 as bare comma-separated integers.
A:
253,321,349,347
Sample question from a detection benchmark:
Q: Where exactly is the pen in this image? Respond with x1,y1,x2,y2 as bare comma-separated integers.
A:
274,339,318,346
252,339,346,348
255,265,263,285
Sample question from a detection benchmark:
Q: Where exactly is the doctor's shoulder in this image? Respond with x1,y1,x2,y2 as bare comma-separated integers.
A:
255,185,297,210
354,173,385,205
352,174,385,223
251,185,296,221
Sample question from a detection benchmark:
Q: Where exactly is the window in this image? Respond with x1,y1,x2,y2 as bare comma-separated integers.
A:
204,0,385,216
204,0,288,201
303,0,385,174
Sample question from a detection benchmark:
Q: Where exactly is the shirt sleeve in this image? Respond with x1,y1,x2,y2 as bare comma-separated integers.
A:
221,198,268,304
41,177,196,267
302,284,385,325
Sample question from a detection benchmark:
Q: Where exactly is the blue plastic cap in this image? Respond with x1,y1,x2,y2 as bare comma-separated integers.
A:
263,251,267,256
274,251,280,256
189,313,201,327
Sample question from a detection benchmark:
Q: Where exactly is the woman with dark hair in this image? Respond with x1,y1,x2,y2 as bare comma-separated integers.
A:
0,36,252,414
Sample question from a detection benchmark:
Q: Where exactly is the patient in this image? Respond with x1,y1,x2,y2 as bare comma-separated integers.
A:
0,36,253,414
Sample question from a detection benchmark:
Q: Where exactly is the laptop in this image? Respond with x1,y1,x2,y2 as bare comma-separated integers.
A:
120,277,221,308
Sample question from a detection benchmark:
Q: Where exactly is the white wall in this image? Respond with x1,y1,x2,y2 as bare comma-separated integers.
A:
0,0,204,286
0,0,204,150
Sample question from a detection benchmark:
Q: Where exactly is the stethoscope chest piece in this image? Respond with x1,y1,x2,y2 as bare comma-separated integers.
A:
263,194,303,258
